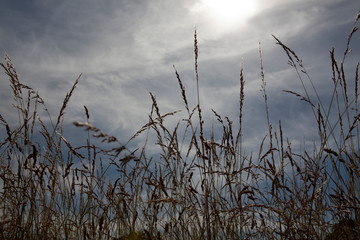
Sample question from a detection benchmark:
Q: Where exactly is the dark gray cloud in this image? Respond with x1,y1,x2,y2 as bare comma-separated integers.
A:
0,0,359,155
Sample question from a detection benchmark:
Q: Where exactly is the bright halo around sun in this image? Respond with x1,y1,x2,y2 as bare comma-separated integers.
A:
191,0,257,31
204,0,255,24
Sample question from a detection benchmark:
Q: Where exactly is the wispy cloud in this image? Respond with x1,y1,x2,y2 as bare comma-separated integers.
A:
0,0,359,153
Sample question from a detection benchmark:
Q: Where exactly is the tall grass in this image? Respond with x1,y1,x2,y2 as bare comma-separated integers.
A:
0,13,359,240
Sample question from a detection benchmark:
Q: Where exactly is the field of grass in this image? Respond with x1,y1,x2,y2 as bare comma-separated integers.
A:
0,13,359,240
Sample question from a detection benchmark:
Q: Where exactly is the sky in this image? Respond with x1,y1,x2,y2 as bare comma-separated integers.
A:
0,0,359,156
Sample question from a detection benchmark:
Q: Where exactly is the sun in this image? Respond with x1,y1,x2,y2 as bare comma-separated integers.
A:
204,0,255,24
191,0,256,30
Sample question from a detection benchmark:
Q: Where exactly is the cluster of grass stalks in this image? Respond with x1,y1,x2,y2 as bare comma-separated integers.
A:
1,13,359,240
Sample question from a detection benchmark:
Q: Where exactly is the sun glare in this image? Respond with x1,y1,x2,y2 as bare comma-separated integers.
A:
205,0,255,24
192,0,257,30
